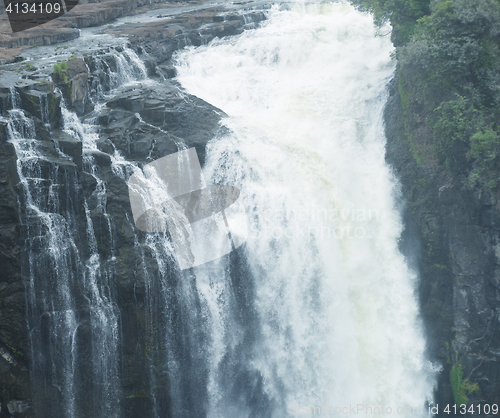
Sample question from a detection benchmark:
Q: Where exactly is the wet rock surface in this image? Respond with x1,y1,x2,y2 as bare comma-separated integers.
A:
101,80,226,164
0,1,253,408
53,58,89,115
0,0,201,64
385,72,500,408
107,8,267,64
3,0,500,413
0,119,31,414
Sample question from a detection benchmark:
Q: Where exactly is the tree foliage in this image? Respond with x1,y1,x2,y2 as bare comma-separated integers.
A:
354,0,500,190
469,127,500,188
350,0,430,44
399,0,500,109
432,95,482,158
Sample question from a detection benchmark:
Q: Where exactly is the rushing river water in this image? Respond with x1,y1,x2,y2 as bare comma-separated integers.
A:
4,1,436,417
174,2,435,416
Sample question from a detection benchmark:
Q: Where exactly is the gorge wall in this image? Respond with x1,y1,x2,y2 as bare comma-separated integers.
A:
385,71,500,410
380,0,500,411
0,6,265,417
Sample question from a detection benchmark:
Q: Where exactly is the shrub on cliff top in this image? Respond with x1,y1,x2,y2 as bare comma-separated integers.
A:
394,0,500,189
398,0,500,109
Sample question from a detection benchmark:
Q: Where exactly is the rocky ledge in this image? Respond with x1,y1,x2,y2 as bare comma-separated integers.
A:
0,0,208,64
106,7,267,65
0,1,268,408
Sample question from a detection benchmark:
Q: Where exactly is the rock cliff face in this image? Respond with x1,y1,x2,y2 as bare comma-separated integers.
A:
0,6,266,416
0,56,226,418
6,1,500,415
0,114,31,416
385,70,500,410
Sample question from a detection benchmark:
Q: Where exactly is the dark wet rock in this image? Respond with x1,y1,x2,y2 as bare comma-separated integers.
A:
103,80,225,165
66,59,89,115
385,71,500,407
0,3,258,415
86,149,112,167
108,9,267,65
0,118,9,142
53,58,89,115
17,88,61,129
32,117,52,142
52,130,83,171
156,64,177,79
79,172,98,198
0,118,31,411
0,74,61,127
6,399,32,416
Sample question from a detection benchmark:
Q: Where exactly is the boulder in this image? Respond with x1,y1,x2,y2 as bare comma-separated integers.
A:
51,130,83,171
6,399,32,416
102,80,226,166
17,89,61,129
53,58,89,115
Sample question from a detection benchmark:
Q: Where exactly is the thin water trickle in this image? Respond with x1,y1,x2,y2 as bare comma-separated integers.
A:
7,47,152,418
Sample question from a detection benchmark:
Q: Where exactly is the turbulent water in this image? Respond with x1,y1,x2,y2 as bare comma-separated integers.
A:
5,1,436,417
7,49,148,418
175,2,436,416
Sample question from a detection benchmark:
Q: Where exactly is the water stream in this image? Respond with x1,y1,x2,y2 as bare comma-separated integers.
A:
4,1,436,417
175,2,436,416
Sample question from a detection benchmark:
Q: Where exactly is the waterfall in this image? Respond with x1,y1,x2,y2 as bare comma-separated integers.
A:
6,47,149,418
4,2,437,417
8,107,82,418
174,2,436,416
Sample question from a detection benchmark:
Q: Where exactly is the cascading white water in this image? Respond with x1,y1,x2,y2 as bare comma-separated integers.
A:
5,3,439,416
8,108,81,418
175,2,436,416
6,46,149,418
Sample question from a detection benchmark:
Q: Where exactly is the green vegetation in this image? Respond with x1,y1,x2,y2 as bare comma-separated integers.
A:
450,363,479,406
431,96,482,162
350,0,431,45
469,127,500,188
53,61,68,83
397,68,410,113
6,344,23,360
444,342,480,406
126,389,150,399
351,0,500,192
